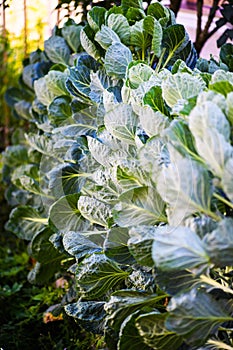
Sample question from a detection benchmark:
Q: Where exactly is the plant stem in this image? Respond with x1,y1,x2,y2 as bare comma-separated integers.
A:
150,52,156,67
213,192,233,210
155,48,166,73
203,209,221,222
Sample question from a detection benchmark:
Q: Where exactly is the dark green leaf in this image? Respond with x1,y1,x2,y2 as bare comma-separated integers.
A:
147,2,170,26
105,290,167,332
118,311,151,350
48,95,72,126
166,288,233,346
121,0,144,13
61,24,82,52
63,231,101,259
156,270,196,295
203,218,233,267
2,145,28,167
5,206,47,240
128,226,155,267
143,86,170,116
48,194,90,233
80,25,101,60
48,163,85,198
130,20,151,54
66,64,91,98
104,227,135,265
65,301,106,334
107,13,131,45
162,25,188,67
29,228,65,284
163,120,199,159
44,35,70,65
87,6,106,32
76,253,129,299
136,311,183,350
152,225,210,272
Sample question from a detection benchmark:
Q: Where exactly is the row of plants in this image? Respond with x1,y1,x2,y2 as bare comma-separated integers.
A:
3,0,233,348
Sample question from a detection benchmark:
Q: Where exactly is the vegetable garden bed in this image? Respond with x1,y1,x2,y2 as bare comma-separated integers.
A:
2,0,233,348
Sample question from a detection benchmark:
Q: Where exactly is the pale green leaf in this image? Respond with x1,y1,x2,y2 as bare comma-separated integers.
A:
105,42,132,79
78,195,112,227
107,13,131,45
104,103,138,144
152,225,209,271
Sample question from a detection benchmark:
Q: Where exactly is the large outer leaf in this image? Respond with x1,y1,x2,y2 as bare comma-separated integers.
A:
104,227,134,265
136,312,183,350
166,288,233,347
162,73,205,108
152,225,210,272
61,24,82,53
34,77,57,106
95,25,120,50
76,253,129,299
104,103,138,144
162,25,189,67
189,101,232,177
87,6,106,32
78,195,112,227
107,14,131,45
66,64,91,98
63,231,101,259
48,194,89,233
157,159,213,225
143,16,162,57
29,227,65,284
80,25,101,60
156,269,196,295
105,43,132,79
128,226,156,267
44,36,70,65
113,187,166,227
138,107,169,138
5,206,47,240
105,290,167,332
65,301,106,334
48,95,72,126
48,163,85,198
128,62,154,89
118,311,151,350
163,120,199,160
203,218,233,267
45,70,68,96
130,20,151,53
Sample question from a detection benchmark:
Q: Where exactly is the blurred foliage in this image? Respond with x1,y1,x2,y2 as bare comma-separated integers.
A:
0,228,106,349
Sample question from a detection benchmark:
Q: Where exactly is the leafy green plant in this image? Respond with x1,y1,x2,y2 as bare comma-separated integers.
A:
3,0,233,349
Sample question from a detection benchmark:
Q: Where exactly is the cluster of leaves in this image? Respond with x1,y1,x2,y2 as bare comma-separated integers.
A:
3,0,233,349
0,229,105,349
